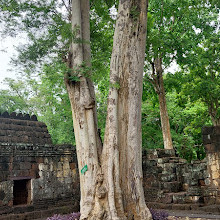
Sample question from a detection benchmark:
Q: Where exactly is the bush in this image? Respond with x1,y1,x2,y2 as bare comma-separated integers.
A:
47,212,80,220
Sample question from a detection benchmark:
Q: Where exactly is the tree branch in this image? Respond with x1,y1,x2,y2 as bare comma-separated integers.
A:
62,0,70,13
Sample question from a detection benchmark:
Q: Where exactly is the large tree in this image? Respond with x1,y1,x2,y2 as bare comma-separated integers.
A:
65,0,151,219
0,0,151,219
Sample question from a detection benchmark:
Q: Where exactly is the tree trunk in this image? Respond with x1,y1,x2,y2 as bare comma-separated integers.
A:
66,0,151,219
65,0,102,218
151,58,173,150
102,0,151,219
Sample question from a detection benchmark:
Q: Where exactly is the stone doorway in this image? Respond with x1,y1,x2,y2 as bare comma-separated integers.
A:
13,179,31,205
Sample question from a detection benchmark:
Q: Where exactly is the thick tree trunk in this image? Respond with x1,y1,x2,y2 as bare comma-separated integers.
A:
65,0,102,218
66,0,151,219
151,58,173,150
102,0,151,219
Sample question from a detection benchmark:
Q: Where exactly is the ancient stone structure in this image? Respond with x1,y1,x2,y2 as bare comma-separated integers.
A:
1,110,220,219
142,126,220,212
202,126,220,204
0,112,79,220
143,149,209,210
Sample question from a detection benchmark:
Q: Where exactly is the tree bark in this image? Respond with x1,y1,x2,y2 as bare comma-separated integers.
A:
150,58,173,150
102,0,151,219
65,0,102,218
66,0,152,219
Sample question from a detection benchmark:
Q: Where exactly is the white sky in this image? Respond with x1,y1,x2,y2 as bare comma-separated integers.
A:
0,38,179,91
0,37,20,89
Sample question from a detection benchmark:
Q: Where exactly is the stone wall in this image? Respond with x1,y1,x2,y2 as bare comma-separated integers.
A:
143,126,220,211
202,126,220,205
0,113,79,220
0,144,79,220
0,112,51,145
143,149,211,210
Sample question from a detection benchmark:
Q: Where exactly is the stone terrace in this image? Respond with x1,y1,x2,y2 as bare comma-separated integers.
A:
0,111,52,145
0,112,79,220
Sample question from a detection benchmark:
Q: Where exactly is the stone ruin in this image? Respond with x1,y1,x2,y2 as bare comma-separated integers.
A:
1,111,220,219
0,112,79,220
143,126,220,213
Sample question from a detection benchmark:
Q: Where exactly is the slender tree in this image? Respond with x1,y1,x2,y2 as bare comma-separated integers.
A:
149,57,173,149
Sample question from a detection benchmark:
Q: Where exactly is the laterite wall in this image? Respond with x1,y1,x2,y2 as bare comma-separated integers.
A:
0,112,79,220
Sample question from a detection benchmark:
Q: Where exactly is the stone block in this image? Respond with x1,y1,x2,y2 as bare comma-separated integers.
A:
185,195,201,204
0,162,9,171
20,162,31,170
172,203,191,210
157,149,176,158
204,196,216,205
172,192,187,204
57,171,63,178
186,187,202,196
213,135,220,144
213,126,220,135
64,177,73,184
161,181,180,193
160,174,176,182
182,183,189,191
69,163,76,170
146,149,158,159
212,171,219,179
63,162,70,170
160,193,173,204
63,169,71,177
57,162,63,171
144,188,163,202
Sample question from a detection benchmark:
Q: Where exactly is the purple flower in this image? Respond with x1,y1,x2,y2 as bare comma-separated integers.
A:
150,208,169,220
47,212,80,220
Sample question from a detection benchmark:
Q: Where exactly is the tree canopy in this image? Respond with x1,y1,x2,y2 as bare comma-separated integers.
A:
0,0,219,162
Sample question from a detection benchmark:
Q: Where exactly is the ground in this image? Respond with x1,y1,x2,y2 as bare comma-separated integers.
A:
36,209,220,220
167,209,220,220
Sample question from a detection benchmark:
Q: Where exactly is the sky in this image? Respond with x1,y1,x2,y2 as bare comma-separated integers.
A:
0,37,19,89
0,37,179,91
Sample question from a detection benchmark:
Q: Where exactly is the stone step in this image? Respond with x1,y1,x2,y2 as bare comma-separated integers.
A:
147,201,205,211
161,181,181,193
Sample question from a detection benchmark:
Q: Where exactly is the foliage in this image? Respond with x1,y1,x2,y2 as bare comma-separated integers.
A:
0,85,28,113
142,76,208,161
0,70,74,145
146,0,219,66
47,212,80,220
0,0,115,144
0,0,219,162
